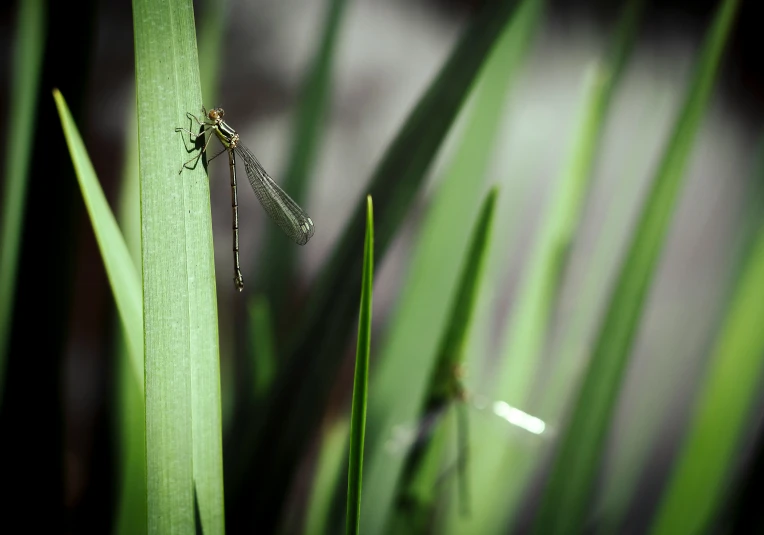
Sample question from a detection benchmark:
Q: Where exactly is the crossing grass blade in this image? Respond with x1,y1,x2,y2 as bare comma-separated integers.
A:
648,138,764,535
455,3,645,532
258,0,350,316
388,187,499,534
241,3,526,530
0,0,46,401
531,1,741,532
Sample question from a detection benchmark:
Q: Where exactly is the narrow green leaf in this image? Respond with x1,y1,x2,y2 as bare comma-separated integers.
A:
246,2,525,529
114,92,148,535
197,0,228,105
390,187,499,532
531,1,740,532
304,419,351,535
131,0,224,532
648,156,764,535
0,0,46,400
345,195,374,535
258,0,350,314
248,295,277,400
453,4,644,532
53,89,144,391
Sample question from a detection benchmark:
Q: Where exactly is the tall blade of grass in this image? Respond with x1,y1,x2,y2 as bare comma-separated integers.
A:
345,195,374,535
453,4,644,533
132,0,224,531
248,295,277,400
242,2,524,530
53,90,144,388
0,0,46,401
389,187,499,534
359,3,539,532
197,0,228,105
305,418,351,535
531,1,740,532
114,97,148,535
258,0,350,315
648,146,764,535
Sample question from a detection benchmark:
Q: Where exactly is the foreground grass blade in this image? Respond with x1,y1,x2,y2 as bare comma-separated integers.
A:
0,0,46,401
53,90,144,389
390,187,499,533
648,154,764,535
244,2,524,530
258,0,350,313
531,1,740,533
346,196,374,535
132,0,224,531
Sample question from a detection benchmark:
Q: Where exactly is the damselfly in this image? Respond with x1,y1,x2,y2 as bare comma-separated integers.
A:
175,107,315,291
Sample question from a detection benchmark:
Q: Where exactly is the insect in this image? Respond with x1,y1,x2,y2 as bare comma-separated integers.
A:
175,106,315,291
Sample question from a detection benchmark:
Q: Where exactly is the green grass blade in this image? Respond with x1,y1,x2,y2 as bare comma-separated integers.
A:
258,0,350,313
345,195,374,535
648,155,764,535
0,0,46,400
450,5,643,533
131,0,224,531
531,1,740,532
53,90,144,390
248,295,277,401
197,0,228,105
390,187,499,533
245,2,524,528
496,0,643,406
114,92,148,535
305,419,351,535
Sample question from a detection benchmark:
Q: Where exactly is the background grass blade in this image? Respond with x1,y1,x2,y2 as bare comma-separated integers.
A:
248,296,277,401
454,3,644,532
242,2,524,530
390,187,499,534
132,0,224,531
114,96,148,535
359,2,540,531
0,0,46,401
53,90,143,389
305,419,351,535
648,139,764,535
531,1,740,532
346,195,374,535
257,0,350,316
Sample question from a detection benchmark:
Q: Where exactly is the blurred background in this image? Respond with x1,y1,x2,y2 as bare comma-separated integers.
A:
0,0,762,533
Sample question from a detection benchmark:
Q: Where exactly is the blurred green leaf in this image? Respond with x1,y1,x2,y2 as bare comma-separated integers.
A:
390,187,499,533
113,97,148,535
243,2,526,530
531,1,740,532
305,419,351,535
0,0,46,401
346,195,374,535
257,0,350,316
648,144,764,535
132,0,224,531
454,3,644,533
248,295,277,400
197,0,228,105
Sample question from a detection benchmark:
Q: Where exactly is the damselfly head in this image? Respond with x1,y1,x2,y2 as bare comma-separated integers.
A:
208,107,225,121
